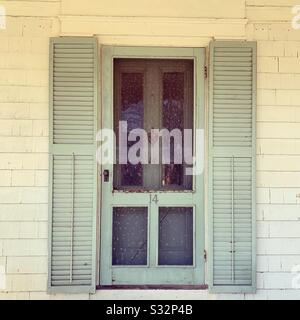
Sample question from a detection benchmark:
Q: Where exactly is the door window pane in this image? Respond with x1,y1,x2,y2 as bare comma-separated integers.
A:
112,207,148,265
115,72,144,187
113,59,193,191
162,72,184,187
158,207,193,265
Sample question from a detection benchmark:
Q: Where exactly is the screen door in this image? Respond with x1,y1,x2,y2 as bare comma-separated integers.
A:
100,51,205,285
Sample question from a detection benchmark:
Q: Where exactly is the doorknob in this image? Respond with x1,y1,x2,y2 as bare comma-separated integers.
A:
103,169,109,182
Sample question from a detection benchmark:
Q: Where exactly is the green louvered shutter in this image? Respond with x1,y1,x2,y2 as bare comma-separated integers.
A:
208,41,256,293
48,37,98,293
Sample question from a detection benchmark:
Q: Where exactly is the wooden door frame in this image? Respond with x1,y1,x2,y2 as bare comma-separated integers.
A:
99,46,206,286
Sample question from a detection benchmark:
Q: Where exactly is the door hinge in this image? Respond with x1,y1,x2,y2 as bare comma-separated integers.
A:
204,66,208,78
204,249,207,262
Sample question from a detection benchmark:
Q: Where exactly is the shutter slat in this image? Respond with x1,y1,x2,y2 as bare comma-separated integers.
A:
50,154,95,290
49,37,97,293
209,41,256,293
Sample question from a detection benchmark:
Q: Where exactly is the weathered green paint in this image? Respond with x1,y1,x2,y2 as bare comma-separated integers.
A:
100,46,206,285
48,37,98,294
208,41,256,293
48,38,256,292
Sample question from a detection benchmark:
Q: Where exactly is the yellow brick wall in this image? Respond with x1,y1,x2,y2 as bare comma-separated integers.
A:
0,0,59,300
0,0,300,300
246,0,300,300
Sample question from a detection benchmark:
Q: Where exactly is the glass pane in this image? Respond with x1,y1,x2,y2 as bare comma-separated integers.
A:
158,207,193,265
115,71,144,187
112,207,148,265
121,73,144,131
162,72,184,188
162,71,193,189
163,72,184,131
114,59,193,191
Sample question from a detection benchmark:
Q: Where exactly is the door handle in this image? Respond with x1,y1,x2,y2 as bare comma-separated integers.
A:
103,169,109,182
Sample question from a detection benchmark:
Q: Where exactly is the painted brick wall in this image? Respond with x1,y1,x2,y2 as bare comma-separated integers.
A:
246,0,300,300
0,0,59,299
0,0,300,299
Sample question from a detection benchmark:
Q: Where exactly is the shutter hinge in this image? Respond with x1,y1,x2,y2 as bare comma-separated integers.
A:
204,66,208,78
204,249,207,262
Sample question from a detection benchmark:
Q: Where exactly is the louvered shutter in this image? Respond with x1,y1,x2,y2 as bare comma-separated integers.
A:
208,41,256,293
48,37,98,293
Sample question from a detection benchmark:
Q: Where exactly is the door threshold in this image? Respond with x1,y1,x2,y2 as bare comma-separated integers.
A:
96,284,208,290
